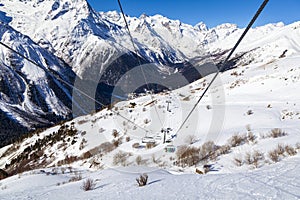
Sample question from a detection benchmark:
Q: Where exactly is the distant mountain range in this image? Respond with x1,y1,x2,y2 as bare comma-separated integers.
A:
0,0,299,146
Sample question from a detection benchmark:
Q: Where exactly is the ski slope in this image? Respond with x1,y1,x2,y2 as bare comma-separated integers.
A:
0,155,299,199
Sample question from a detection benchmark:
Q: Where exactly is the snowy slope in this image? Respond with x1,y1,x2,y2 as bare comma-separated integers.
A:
0,12,299,197
0,156,299,200
0,1,299,136
0,52,299,176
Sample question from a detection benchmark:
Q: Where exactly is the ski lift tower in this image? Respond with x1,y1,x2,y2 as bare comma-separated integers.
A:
166,100,171,112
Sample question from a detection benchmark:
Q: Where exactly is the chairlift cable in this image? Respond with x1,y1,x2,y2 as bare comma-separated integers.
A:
175,0,270,135
117,0,164,129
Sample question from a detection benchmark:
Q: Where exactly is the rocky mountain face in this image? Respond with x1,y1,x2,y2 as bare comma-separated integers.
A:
0,22,77,146
0,0,299,146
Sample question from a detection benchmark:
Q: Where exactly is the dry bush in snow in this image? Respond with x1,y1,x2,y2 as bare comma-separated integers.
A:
252,151,265,168
245,151,264,168
112,129,119,138
199,141,216,160
113,138,122,147
146,142,156,149
136,174,148,187
113,151,128,166
99,142,115,154
268,149,280,163
176,145,200,167
247,132,256,143
277,144,285,156
269,128,287,138
136,155,142,165
81,178,96,191
285,145,297,156
216,145,231,156
69,174,82,182
233,157,243,166
228,134,247,147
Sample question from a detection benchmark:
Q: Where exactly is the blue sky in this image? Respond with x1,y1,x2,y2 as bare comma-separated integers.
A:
87,0,300,28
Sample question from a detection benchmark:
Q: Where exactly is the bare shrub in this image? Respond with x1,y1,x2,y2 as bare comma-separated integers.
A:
269,128,287,138
247,132,256,143
81,178,96,191
81,151,93,159
185,135,197,144
112,129,119,138
244,151,264,168
126,136,130,142
136,155,142,165
228,134,247,147
77,119,88,125
136,174,148,187
69,174,82,182
285,145,297,156
245,152,252,165
79,138,87,150
252,151,264,168
217,145,231,155
233,157,243,166
199,141,216,160
176,145,200,167
99,142,115,154
277,144,285,156
57,155,79,166
113,138,122,147
146,142,156,149
113,151,128,166
268,149,280,162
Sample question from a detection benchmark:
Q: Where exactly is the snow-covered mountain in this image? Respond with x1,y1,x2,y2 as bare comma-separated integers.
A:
0,0,300,148
0,1,300,198
0,47,300,199
0,22,79,147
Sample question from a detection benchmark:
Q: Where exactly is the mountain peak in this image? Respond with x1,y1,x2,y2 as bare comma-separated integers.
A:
215,23,238,30
139,13,149,19
194,22,208,32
